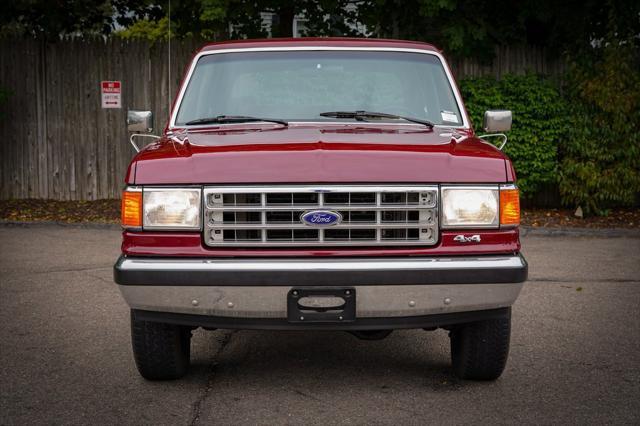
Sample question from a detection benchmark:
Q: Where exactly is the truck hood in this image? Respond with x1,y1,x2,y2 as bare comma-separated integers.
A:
131,125,508,184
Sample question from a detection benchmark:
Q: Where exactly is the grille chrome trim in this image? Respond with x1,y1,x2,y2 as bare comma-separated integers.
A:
206,205,432,211
206,223,430,229
204,185,438,247
202,185,441,193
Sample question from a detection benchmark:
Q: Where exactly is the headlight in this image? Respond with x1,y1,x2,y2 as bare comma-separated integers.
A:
441,186,499,228
143,188,201,229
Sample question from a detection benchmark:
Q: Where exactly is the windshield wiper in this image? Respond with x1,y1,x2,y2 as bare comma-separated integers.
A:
184,115,288,126
319,110,434,128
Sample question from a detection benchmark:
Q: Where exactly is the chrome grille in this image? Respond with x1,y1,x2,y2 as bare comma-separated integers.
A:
203,185,438,247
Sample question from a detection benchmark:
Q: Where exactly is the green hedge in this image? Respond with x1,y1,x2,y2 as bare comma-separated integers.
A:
558,42,640,215
459,74,568,198
461,67,639,214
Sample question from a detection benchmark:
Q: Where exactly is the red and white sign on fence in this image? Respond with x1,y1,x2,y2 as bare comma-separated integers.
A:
101,81,121,109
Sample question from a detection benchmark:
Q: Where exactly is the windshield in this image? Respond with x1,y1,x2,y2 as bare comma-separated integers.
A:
175,50,464,126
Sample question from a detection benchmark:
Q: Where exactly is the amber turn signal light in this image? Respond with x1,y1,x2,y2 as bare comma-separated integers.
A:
122,190,142,228
500,187,520,226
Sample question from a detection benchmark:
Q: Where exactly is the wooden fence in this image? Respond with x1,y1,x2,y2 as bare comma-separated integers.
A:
0,38,566,200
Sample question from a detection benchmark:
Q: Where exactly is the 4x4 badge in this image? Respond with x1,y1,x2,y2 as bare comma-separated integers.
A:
453,234,481,243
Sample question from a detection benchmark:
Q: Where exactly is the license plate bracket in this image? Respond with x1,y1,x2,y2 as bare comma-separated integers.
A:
287,287,356,323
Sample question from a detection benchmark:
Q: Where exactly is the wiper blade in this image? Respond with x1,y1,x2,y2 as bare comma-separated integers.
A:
184,115,288,126
319,110,434,128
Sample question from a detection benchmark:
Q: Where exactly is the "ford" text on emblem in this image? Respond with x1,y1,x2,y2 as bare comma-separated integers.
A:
300,210,342,227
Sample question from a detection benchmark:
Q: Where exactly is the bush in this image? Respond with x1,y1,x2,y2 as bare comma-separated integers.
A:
459,74,568,198
559,41,640,215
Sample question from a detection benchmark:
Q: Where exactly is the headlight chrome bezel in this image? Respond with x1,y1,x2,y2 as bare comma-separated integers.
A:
440,185,500,229
141,187,202,231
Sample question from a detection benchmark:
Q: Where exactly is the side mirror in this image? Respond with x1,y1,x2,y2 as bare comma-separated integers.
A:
127,110,159,152
483,110,512,132
127,110,153,133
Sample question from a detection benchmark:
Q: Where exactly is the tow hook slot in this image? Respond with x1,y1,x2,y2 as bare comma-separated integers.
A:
349,330,393,340
287,288,356,323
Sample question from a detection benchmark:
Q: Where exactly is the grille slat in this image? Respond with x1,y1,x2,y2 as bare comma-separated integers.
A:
205,205,432,211
205,223,429,229
204,186,438,247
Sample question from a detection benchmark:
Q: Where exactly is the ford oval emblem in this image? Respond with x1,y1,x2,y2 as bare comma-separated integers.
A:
300,210,342,227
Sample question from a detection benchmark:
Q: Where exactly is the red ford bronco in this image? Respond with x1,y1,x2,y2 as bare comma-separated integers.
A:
115,38,527,381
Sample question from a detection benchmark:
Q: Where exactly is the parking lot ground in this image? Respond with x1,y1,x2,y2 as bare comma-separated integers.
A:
1,226,639,425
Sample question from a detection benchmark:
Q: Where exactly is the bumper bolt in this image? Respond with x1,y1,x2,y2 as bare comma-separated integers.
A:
444,297,452,305
191,300,199,306
300,316,304,321
292,290,298,296
227,302,234,308
408,300,416,307
345,290,351,295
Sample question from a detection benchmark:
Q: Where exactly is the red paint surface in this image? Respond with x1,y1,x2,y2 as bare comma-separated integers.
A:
131,126,509,184
122,229,520,258
200,37,440,53
506,159,517,182
123,38,522,257
125,160,136,184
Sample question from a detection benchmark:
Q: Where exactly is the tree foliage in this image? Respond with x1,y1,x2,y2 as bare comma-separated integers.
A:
114,0,362,40
0,0,116,37
355,0,639,59
2,0,637,60
558,16,640,214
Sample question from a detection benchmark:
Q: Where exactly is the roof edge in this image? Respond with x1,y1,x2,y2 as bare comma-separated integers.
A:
199,37,440,53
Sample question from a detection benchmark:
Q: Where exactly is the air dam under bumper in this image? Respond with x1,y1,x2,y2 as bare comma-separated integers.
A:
114,255,527,329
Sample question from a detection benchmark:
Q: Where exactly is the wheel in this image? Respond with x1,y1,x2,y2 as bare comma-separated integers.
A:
449,309,511,380
131,312,192,380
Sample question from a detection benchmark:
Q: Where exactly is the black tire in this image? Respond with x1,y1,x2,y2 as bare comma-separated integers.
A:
131,312,191,380
449,309,511,380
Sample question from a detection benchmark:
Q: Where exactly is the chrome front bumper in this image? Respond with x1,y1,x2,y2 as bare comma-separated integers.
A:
115,255,527,322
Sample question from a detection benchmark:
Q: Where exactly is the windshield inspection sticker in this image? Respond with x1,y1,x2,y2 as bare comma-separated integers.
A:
441,110,459,123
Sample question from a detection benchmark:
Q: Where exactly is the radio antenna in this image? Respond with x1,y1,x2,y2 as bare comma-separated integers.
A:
168,0,171,115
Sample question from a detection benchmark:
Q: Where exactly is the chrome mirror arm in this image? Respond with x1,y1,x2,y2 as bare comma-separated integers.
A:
129,133,161,153
478,133,508,150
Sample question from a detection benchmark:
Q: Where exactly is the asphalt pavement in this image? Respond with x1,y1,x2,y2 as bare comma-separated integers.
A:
1,225,639,425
